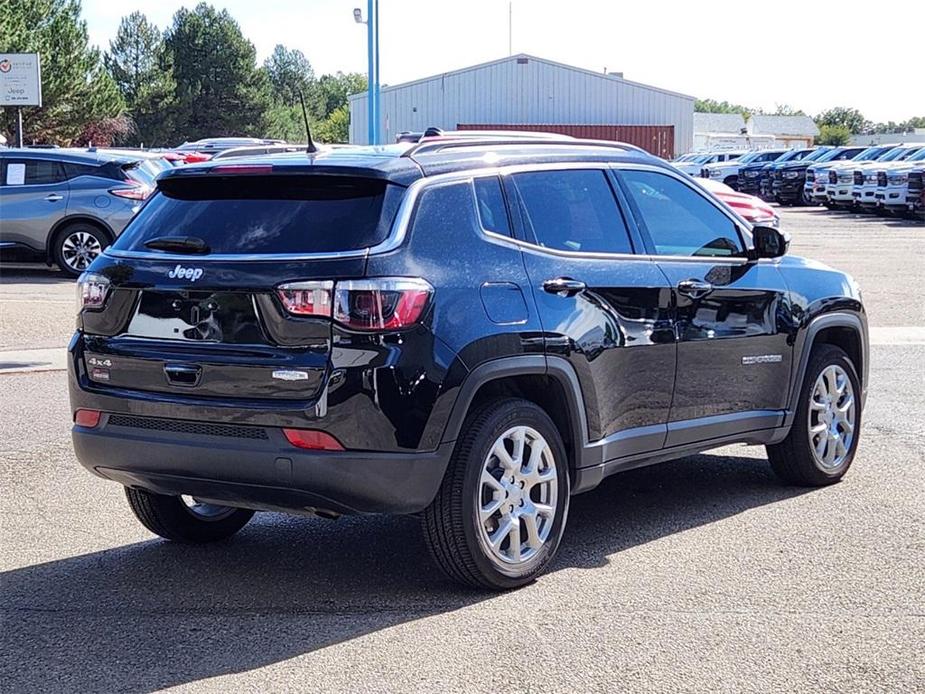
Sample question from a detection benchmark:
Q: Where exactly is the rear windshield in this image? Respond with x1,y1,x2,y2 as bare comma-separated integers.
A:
111,175,403,255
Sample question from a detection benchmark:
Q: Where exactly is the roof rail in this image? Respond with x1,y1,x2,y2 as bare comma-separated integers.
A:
400,136,649,159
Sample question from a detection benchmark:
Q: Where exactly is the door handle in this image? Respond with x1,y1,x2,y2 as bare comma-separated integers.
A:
543,277,587,296
677,279,713,299
44,194,63,202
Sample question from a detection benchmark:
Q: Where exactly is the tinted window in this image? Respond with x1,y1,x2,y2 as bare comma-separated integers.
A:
473,176,511,236
1,159,64,185
62,163,99,180
511,169,633,254
111,176,402,255
620,170,743,257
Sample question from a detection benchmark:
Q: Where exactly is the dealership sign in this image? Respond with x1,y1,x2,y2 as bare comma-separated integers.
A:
0,53,42,107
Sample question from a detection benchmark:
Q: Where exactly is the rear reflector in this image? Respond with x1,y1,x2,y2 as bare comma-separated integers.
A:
282,428,345,451
74,409,102,428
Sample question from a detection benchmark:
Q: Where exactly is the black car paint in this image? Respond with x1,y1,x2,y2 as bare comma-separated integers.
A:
69,145,868,516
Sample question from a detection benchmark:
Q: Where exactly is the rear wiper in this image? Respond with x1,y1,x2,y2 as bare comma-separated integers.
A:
144,236,210,254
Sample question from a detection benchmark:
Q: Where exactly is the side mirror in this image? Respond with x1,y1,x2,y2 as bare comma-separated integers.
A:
750,225,790,259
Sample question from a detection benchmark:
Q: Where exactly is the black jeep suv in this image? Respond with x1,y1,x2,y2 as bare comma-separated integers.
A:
69,136,868,590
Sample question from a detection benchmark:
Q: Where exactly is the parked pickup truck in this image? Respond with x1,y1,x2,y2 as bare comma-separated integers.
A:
804,147,866,205
701,149,786,190
672,151,745,176
824,145,895,208
873,147,925,215
851,144,924,209
739,148,812,196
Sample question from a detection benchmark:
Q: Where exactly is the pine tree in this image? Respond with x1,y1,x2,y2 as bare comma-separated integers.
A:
0,0,125,144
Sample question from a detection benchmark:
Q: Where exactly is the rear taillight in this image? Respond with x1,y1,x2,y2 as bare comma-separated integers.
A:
74,409,102,428
276,277,433,332
109,185,151,200
333,278,433,332
276,281,334,317
282,428,344,451
76,272,110,312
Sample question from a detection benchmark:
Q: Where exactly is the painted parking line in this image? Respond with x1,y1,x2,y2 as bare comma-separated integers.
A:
0,327,922,376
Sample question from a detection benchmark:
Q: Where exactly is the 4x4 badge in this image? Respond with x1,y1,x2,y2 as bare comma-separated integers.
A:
87,356,112,367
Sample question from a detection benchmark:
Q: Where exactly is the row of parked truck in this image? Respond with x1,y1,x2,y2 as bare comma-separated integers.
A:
672,143,925,219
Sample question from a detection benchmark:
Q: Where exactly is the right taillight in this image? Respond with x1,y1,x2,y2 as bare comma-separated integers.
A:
275,277,433,332
333,278,433,332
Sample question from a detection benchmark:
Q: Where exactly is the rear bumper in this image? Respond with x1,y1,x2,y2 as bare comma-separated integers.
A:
72,417,452,515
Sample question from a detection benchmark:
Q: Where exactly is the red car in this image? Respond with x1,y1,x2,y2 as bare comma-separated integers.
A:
697,177,781,227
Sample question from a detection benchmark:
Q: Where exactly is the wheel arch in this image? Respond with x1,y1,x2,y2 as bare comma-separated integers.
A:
46,215,115,261
440,355,589,478
786,312,868,426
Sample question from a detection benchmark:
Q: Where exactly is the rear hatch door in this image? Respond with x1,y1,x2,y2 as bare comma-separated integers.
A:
80,170,403,402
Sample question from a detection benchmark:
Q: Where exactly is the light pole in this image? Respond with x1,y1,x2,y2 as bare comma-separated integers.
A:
354,2,380,145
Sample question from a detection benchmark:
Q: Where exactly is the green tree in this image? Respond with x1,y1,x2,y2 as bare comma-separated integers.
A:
264,45,315,107
816,107,868,134
695,98,758,119
163,3,271,141
772,104,806,116
314,104,350,143
105,11,175,145
313,72,366,121
816,124,851,146
0,0,125,144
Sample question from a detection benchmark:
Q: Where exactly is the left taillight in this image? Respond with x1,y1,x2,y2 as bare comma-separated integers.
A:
276,278,433,332
76,272,110,313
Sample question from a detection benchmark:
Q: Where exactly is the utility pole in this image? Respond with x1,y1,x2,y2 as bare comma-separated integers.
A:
355,1,380,145
508,2,512,56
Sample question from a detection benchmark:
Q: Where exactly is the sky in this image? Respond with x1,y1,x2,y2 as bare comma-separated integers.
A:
83,0,924,123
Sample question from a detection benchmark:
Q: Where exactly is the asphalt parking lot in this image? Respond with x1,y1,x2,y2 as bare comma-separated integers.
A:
1,207,923,693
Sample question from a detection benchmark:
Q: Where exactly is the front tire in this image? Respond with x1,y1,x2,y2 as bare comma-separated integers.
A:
423,398,570,590
767,345,861,486
125,487,254,543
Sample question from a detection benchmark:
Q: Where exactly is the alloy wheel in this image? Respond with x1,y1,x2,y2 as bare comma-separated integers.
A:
808,365,856,469
61,231,103,272
476,426,558,566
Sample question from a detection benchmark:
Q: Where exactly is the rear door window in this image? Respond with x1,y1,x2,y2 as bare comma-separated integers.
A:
510,169,634,254
111,175,404,255
2,159,65,185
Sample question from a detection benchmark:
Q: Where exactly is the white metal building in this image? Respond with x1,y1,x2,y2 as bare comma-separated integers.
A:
348,54,694,156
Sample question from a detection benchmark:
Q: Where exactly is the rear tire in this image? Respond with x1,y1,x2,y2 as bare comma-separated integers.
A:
125,487,254,543
767,345,861,486
52,222,110,277
422,398,570,590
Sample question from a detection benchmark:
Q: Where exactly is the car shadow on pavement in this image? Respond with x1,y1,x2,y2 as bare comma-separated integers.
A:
0,264,72,284
2,452,812,693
